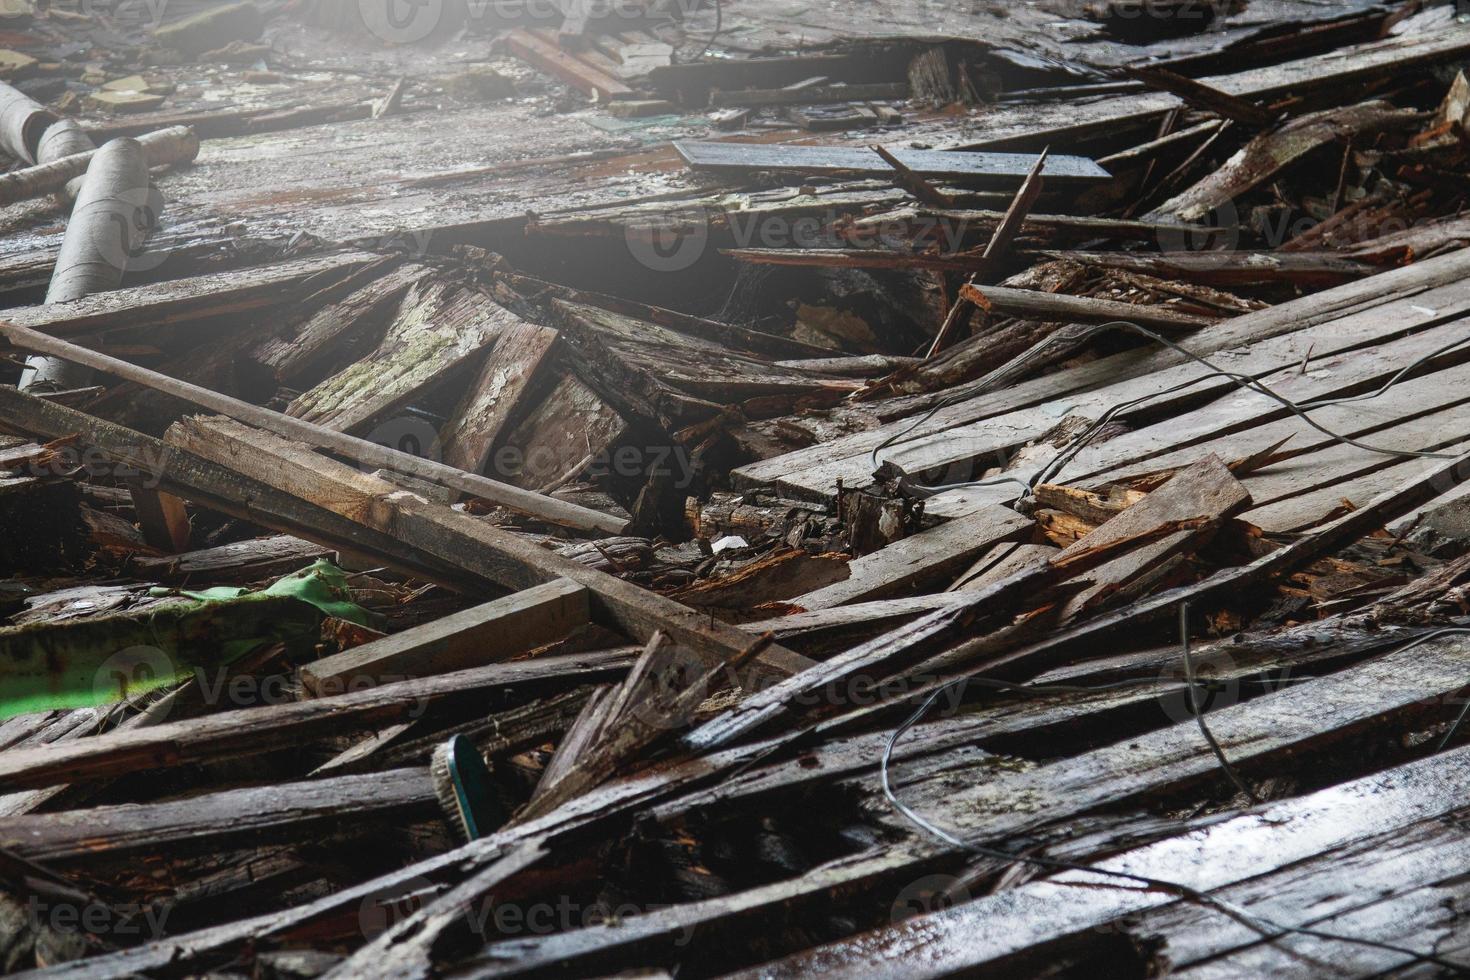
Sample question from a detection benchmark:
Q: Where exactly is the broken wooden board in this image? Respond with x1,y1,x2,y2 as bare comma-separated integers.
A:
0,768,436,862
130,534,333,584
164,415,816,679
673,141,1110,184
738,256,1470,503
300,578,590,696
507,27,636,101
0,317,629,535
495,373,627,491
252,260,431,387
440,321,560,477
1151,100,1424,221
285,280,510,435
792,504,1032,610
1052,456,1251,617
0,250,381,339
732,742,1470,977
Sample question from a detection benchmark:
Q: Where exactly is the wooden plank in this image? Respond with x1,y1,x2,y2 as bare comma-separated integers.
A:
730,743,1470,978
0,250,380,338
462,637,1470,978
950,543,1057,593
0,649,633,790
252,261,432,387
1151,100,1421,221
960,282,1213,329
1053,456,1250,618
1246,437,1470,532
709,82,911,107
1068,352,1470,490
299,579,590,696
127,485,190,552
0,316,629,535
1028,313,1470,493
507,27,635,101
286,280,509,435
0,769,435,861
733,249,1470,500
15,618,1443,980
0,387,485,592
950,443,1470,685
674,141,1110,184
865,292,1470,505
496,373,626,490
440,321,560,476
792,504,1032,610
1050,249,1379,289
130,534,332,584
1113,822,1470,978
945,26,1470,154
166,416,816,679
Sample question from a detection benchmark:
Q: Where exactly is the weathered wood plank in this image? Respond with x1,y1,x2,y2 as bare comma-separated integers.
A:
0,769,435,861
0,650,632,791
299,579,590,696
792,505,1032,610
458,636,1470,978
0,251,380,338
675,141,1109,183
252,261,431,386
879,296,1470,505
0,387,484,591
129,534,333,584
440,321,560,477
734,250,1470,500
496,373,626,490
167,416,816,679
0,319,629,535
732,743,1470,979
286,280,509,435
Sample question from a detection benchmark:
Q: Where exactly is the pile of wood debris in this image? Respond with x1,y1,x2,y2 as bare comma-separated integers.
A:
3,0,1470,975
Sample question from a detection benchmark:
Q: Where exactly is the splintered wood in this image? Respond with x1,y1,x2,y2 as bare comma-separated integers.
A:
1,1,1470,977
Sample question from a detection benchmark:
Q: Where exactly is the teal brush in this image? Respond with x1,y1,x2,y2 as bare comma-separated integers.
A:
429,734,505,842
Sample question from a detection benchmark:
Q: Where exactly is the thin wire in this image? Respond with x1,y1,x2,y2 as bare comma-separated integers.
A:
1406,627,1470,751
1031,323,1470,489
874,320,1470,500
1181,602,1259,803
880,672,1470,972
693,0,723,60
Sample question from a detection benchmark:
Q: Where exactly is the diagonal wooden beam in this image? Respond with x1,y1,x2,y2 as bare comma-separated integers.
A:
0,314,627,535
166,414,815,680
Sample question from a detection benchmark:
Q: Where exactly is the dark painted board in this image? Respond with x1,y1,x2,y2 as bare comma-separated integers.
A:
674,141,1110,183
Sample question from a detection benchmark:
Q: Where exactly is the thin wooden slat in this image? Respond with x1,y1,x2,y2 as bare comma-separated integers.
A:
299,579,590,696
674,141,1110,183
0,316,629,536
0,250,381,338
0,769,435,861
732,249,1470,499
792,505,1033,610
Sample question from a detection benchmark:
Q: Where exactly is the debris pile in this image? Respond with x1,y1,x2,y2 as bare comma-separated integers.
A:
2,0,1470,975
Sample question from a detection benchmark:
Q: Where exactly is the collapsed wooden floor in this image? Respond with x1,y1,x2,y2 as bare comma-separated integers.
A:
3,0,1470,976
